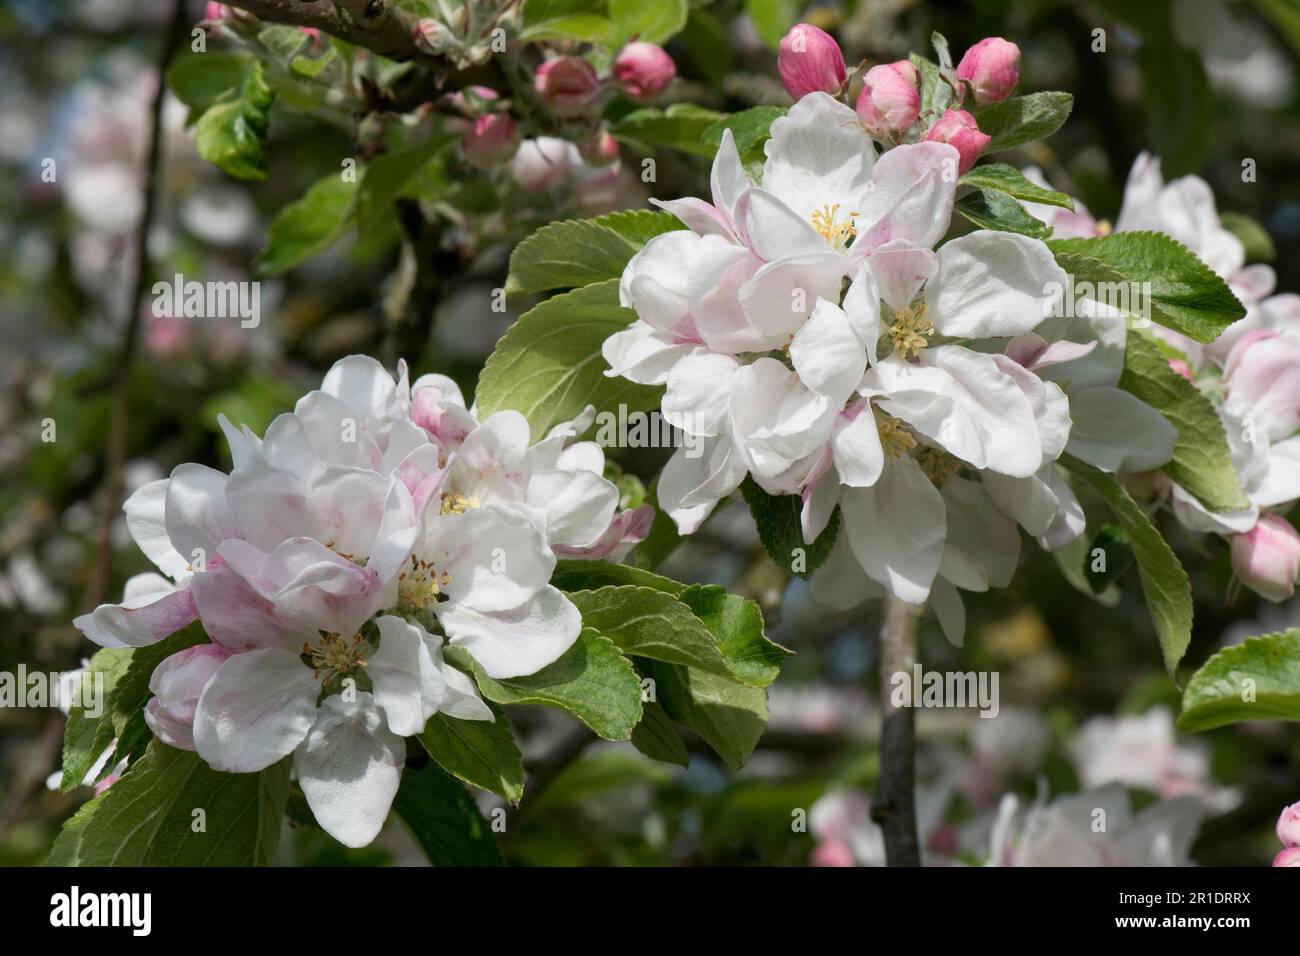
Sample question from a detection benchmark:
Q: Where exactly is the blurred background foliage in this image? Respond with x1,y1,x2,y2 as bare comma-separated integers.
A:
1,0,1298,866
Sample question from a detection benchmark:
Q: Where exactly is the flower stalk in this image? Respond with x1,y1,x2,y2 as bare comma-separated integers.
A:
873,594,922,866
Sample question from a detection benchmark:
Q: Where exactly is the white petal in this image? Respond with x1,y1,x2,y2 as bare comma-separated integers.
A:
865,240,937,312
735,187,827,260
929,578,966,648
841,456,946,603
809,534,882,610
370,616,446,737
164,463,239,567
841,263,883,365
662,351,742,436
711,127,750,220
832,402,884,488
525,469,619,548
1066,387,1177,473
938,476,1020,591
320,355,400,423
294,693,406,848
739,252,850,344
602,322,698,386
124,479,189,581
927,231,1068,338
193,647,319,773
425,505,553,613
437,584,581,679
790,297,867,406
762,91,875,224
657,438,746,534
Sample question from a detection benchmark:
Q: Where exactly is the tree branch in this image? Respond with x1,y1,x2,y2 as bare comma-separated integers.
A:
224,0,427,60
872,594,922,866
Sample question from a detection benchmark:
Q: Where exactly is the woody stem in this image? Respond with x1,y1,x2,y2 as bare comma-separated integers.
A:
872,593,923,866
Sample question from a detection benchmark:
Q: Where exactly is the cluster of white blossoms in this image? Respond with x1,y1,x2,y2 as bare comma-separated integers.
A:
605,91,1176,637
74,356,650,846
1031,154,1300,602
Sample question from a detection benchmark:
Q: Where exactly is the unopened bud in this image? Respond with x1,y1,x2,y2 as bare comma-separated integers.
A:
855,61,920,138
955,37,1021,105
777,24,846,99
922,108,990,174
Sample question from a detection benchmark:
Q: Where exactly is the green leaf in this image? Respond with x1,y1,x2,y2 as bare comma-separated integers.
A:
1062,454,1193,675
61,648,132,792
702,106,786,162
1118,330,1249,511
639,659,768,770
629,698,690,766
48,743,289,866
610,0,686,44
1179,630,1300,732
955,188,1050,238
520,0,612,42
740,476,839,579
592,208,684,247
393,762,504,866
505,219,637,297
1220,211,1276,263
612,103,727,156
976,91,1074,152
1049,232,1247,343
356,134,454,238
194,61,275,181
959,163,1074,209
1052,531,1121,607
631,496,684,570
678,9,735,86
256,173,357,276
166,52,253,115
568,586,736,677
418,709,524,805
744,0,799,50
1137,41,1210,179
449,629,644,741
911,53,954,120
474,279,663,440
552,558,688,595
675,584,790,688
1082,524,1134,594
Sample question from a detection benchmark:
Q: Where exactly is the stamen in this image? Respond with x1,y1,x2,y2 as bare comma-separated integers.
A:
303,632,367,682
397,556,450,613
810,203,857,250
888,302,934,360
875,409,917,459
917,446,959,486
439,491,480,515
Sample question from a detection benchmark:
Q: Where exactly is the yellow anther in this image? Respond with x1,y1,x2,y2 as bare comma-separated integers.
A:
916,446,959,486
303,632,366,681
439,492,480,515
875,409,916,459
888,303,934,360
810,203,857,250
397,556,449,613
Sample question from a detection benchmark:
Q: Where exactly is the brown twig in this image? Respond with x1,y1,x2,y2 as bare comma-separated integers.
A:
224,0,428,60
872,593,922,866
80,0,189,613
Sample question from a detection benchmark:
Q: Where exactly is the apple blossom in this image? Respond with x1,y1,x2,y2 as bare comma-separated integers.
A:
1277,800,1300,847
1274,847,1300,867
777,24,846,99
955,37,1020,104
1230,515,1300,602
534,57,601,117
922,109,989,175
856,61,921,139
461,113,519,168
613,43,676,100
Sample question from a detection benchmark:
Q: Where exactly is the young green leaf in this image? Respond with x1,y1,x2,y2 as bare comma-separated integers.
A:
610,0,687,44
612,103,727,156
166,52,253,116
194,61,275,181
976,91,1073,152
1118,330,1249,511
740,477,839,579
48,743,289,866
701,106,786,162
392,761,504,866
448,629,644,741
520,0,612,42
60,648,133,793
675,584,790,688
505,219,638,297
911,53,955,119
1062,454,1193,675
1049,231,1246,343
955,188,1050,238
958,163,1074,209
1179,630,1300,732
629,697,690,766
474,279,663,440
1220,212,1276,263
568,586,737,677
592,209,685,248
552,558,688,596
256,174,358,276
355,134,454,238
418,708,524,805
638,658,768,770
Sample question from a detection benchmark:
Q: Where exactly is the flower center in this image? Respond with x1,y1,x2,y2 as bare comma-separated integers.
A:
874,409,916,459
888,303,934,360
303,632,367,682
439,491,479,515
810,203,857,251
917,446,959,486
397,556,451,613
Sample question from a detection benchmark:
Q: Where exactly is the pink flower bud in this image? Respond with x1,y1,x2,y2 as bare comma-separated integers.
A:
534,57,601,117
855,61,921,138
512,137,575,192
1223,330,1300,441
411,18,446,54
810,840,856,867
777,23,846,99
1231,515,1300,603
955,37,1021,104
613,42,676,100
580,128,620,166
461,113,519,168
922,109,990,175
143,644,229,751
1277,801,1300,848
204,2,230,20
1167,358,1194,382
1274,847,1300,867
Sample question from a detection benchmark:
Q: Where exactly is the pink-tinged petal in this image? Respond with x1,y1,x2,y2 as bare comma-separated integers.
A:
602,322,700,386
1231,514,1300,603
392,443,446,518
368,478,420,583
649,196,732,238
436,584,581,679
832,401,884,488
990,354,1072,460
854,142,958,253
686,237,768,353
790,298,868,408
841,456,946,603
73,574,198,649
189,563,306,653
449,410,532,501
865,240,937,312
526,469,619,548
801,448,841,542
144,643,229,750
761,91,874,224
739,251,850,345
1274,847,1300,867
1005,332,1097,370
1223,332,1300,441
555,505,654,562
224,461,319,552
193,647,319,773
294,693,406,848
710,128,749,222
